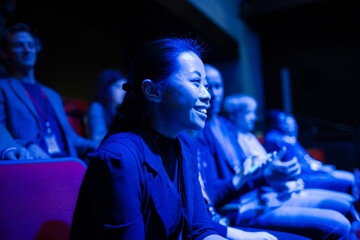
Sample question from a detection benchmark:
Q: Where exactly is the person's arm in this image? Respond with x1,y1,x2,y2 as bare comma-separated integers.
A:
206,154,270,208
27,143,50,159
0,90,31,160
211,221,277,240
196,140,250,208
1,145,31,160
203,235,227,240
263,157,301,192
87,102,107,142
232,154,273,190
227,227,277,240
85,143,145,239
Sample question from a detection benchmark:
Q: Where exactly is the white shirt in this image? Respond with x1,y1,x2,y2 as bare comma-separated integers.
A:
237,132,267,158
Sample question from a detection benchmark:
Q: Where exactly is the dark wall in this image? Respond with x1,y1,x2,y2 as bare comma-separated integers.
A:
244,1,360,169
7,0,237,101
246,1,360,128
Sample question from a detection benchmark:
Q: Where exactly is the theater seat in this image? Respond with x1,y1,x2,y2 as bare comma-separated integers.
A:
306,148,325,163
0,158,87,240
63,97,89,138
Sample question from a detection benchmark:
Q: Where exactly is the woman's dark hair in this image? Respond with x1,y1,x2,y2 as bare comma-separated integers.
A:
267,109,286,130
108,36,205,134
96,69,126,106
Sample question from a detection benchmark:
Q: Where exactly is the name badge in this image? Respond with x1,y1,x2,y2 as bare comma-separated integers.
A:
44,134,61,154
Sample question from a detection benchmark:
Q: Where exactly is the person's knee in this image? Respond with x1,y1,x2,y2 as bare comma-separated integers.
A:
290,208,351,240
323,211,351,240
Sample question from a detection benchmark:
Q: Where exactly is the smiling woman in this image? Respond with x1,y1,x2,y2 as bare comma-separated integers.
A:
159,51,210,136
71,37,225,240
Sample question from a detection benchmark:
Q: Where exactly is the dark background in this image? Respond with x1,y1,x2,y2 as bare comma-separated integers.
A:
244,1,360,127
242,1,360,169
3,0,237,101
1,0,360,169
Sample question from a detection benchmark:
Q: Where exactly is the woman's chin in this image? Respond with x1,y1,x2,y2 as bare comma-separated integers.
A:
191,120,205,130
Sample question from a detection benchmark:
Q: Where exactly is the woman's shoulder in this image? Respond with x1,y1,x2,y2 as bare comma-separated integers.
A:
87,132,146,184
89,101,102,108
89,132,143,160
88,101,104,113
264,129,281,138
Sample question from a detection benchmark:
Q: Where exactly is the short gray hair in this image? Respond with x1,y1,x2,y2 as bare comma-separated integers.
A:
223,94,256,115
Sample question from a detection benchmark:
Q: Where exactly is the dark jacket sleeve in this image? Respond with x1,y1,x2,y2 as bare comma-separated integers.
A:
198,142,252,208
71,140,145,240
211,222,227,238
0,80,33,155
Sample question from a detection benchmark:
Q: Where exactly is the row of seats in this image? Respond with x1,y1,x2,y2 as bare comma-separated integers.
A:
0,158,86,240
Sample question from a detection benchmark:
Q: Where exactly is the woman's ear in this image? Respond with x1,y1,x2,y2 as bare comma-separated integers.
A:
142,79,162,103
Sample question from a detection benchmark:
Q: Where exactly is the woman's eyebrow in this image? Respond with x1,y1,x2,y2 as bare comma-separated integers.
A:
191,70,202,77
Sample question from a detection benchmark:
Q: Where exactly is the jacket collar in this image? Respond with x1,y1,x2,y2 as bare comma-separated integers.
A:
138,128,196,235
9,78,65,129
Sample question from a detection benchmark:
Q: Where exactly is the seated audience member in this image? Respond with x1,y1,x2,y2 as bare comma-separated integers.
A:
223,94,306,196
185,130,310,240
0,23,97,160
71,37,227,240
264,110,359,196
87,69,127,142
196,64,357,240
222,92,359,204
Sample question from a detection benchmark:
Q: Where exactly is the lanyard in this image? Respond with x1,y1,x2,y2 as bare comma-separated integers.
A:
24,86,52,133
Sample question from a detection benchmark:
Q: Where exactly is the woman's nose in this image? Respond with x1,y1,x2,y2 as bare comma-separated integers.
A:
200,84,211,105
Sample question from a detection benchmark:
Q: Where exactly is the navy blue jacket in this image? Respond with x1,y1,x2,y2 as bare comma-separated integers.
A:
196,116,255,208
71,128,217,240
0,77,96,158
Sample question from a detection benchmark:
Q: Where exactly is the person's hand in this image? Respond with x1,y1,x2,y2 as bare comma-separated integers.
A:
27,143,51,159
264,157,301,184
227,227,278,240
309,159,334,173
244,154,273,179
281,178,305,194
2,146,32,160
233,154,272,190
308,159,323,171
319,164,335,173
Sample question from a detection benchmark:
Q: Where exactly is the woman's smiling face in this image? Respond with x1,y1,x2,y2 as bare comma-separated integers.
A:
160,51,210,132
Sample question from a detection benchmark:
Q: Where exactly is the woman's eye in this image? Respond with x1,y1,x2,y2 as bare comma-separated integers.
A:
191,79,201,86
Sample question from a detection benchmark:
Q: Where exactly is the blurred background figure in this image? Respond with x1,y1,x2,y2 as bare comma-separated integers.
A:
87,69,127,142
196,64,355,240
264,110,359,198
0,23,97,161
